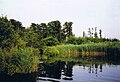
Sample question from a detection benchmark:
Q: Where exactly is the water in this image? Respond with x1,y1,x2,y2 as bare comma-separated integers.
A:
37,59,120,82
71,65,120,82
0,57,120,82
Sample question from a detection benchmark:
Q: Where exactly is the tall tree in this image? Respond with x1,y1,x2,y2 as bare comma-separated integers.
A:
39,23,48,38
99,29,102,38
94,27,98,38
10,19,25,31
63,22,73,38
0,16,15,49
88,28,92,37
47,20,62,42
91,28,94,37
83,31,86,37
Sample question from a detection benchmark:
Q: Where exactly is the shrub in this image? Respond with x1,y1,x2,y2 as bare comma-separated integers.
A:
43,47,59,58
0,48,6,72
7,47,40,75
41,36,59,46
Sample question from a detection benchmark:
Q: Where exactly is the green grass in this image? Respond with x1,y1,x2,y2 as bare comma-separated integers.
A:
0,47,40,75
53,42,120,57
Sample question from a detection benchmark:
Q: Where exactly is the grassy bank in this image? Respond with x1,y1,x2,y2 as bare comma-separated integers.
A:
43,42,120,58
0,47,40,75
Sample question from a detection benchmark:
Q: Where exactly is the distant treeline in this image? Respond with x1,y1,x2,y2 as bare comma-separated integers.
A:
0,16,74,50
0,16,119,50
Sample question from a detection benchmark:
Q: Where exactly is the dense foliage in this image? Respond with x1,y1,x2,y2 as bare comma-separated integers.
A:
55,42,120,58
0,47,40,75
43,47,59,58
0,16,74,75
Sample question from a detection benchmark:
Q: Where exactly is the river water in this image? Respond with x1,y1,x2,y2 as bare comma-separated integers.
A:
0,57,120,82
37,58,120,82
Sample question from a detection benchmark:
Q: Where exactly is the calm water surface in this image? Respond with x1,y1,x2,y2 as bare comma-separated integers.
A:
37,60,120,82
71,64,120,82
0,57,120,82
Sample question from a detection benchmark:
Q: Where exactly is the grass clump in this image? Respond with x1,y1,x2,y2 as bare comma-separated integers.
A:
0,47,40,75
43,47,59,58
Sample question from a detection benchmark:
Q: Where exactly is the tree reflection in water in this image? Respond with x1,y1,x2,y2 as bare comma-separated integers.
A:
1,56,120,82
38,56,120,81
0,72,36,82
88,64,102,75
38,61,74,80
38,61,65,79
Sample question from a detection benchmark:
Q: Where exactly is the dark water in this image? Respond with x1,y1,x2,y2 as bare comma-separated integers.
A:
0,57,120,82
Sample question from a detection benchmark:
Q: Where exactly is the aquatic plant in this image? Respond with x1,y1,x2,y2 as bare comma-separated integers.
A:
55,42,120,57
43,46,59,58
0,47,40,75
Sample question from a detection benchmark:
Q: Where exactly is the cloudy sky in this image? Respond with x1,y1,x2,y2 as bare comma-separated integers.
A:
0,0,120,39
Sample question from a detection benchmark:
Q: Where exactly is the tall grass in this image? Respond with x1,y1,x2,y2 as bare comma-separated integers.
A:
0,47,40,75
55,42,120,57
43,46,59,58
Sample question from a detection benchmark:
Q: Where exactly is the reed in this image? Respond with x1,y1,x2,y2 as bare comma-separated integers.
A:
0,47,40,75
55,42,120,57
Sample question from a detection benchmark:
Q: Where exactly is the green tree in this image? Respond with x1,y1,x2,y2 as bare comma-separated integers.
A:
0,16,15,49
94,27,98,38
47,20,62,42
39,23,48,38
83,31,86,37
63,22,73,38
99,29,102,38
10,19,25,31
24,28,38,48
65,35,77,44
88,28,92,37
40,36,59,46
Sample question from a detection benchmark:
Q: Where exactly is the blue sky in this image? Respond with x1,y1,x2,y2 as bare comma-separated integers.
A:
0,0,120,39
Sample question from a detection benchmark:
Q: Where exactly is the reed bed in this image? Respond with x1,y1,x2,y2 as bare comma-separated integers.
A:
54,42,120,57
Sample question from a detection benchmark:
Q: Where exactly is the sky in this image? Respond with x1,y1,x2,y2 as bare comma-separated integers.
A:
0,0,120,39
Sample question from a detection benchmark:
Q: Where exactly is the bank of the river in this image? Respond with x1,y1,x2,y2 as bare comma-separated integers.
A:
0,42,120,76
43,42,120,58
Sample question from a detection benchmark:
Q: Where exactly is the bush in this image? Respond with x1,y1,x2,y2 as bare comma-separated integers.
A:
7,47,40,75
0,48,6,72
43,47,59,58
65,35,77,44
41,36,59,46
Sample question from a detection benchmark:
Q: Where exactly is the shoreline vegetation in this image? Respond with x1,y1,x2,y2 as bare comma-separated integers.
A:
0,16,120,75
43,42,120,58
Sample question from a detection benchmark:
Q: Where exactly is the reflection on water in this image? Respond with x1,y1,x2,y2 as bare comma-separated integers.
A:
38,61,74,81
0,72,36,82
37,56,120,82
0,56,120,82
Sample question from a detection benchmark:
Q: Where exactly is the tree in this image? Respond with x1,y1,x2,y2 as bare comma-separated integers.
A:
63,22,73,38
83,31,86,37
88,28,92,37
24,28,38,48
99,29,102,38
91,28,94,37
94,27,98,38
39,23,48,38
30,23,37,32
0,16,15,49
65,35,77,44
47,20,62,42
40,36,59,46
10,19,25,31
